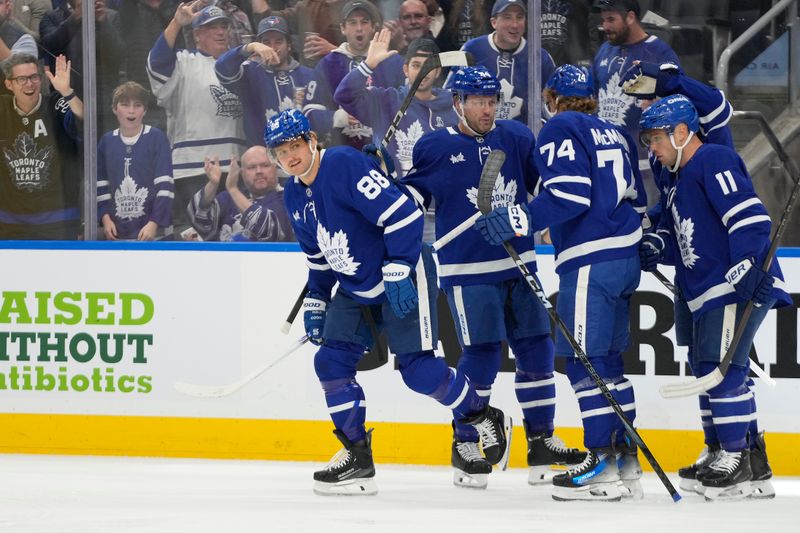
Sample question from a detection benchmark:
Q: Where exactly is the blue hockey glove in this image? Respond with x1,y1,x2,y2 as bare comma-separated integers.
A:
638,233,664,272
725,258,774,307
619,61,680,99
302,293,328,345
362,143,396,178
474,204,531,246
382,261,418,319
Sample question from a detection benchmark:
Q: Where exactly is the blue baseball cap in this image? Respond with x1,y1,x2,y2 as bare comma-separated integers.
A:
192,6,231,29
257,16,290,39
491,0,527,17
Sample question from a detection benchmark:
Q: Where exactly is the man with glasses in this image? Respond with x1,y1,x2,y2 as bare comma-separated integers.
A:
384,0,434,56
0,53,83,239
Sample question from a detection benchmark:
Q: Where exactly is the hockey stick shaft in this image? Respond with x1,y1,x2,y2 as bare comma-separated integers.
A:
174,335,310,398
432,212,481,251
280,283,309,334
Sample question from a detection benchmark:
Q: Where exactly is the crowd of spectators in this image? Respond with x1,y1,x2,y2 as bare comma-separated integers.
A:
0,0,697,242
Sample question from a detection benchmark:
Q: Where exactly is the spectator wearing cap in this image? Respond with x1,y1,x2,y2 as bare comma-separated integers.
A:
591,0,679,207
303,0,405,150
250,0,350,66
147,1,246,236
384,0,434,56
183,0,254,50
335,31,456,177
215,15,316,146
451,0,555,125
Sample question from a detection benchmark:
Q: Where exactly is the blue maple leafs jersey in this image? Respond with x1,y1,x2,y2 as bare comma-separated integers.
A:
284,146,424,303
402,121,539,288
656,144,790,317
96,125,174,239
530,112,644,273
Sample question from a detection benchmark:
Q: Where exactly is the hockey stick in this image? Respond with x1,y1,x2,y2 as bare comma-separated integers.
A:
280,283,309,334
659,114,800,398
477,151,681,502
649,269,776,387
174,335,310,398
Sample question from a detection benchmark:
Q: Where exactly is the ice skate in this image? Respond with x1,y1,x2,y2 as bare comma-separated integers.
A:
451,435,492,489
678,443,721,495
525,423,586,486
702,449,753,501
749,431,775,499
462,405,512,470
614,434,643,499
552,448,622,502
313,429,377,496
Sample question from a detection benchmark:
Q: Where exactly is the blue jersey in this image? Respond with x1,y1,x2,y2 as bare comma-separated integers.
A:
284,146,424,303
402,121,539,288
96,125,174,239
656,144,790,317
215,46,316,147
593,35,680,164
302,46,405,150
457,34,555,125
530,112,643,274
334,60,458,176
188,188,294,242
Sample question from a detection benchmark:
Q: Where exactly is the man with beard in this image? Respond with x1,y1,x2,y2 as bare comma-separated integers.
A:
591,0,679,208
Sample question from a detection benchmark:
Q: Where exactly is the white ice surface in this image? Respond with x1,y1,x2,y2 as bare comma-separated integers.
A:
1,454,797,533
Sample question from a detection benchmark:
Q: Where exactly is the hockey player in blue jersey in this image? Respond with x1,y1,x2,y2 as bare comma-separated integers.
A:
403,65,585,489
475,65,646,501
334,31,458,176
98,82,174,241
302,0,405,150
455,0,555,125
215,15,316,147
264,108,510,496
638,96,791,500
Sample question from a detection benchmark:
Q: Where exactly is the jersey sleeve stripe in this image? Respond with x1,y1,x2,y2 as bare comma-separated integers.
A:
376,196,408,226
306,261,331,271
384,208,422,234
153,175,174,185
544,175,591,186
97,180,109,187
721,198,762,226
156,190,175,198
403,185,426,209
96,194,111,202
728,215,771,234
307,251,324,259
548,189,591,207
699,93,730,124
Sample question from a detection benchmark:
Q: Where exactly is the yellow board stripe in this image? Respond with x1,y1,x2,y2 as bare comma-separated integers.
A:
1,414,799,474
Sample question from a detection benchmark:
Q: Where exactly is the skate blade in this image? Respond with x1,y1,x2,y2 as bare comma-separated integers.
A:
313,477,378,496
453,469,488,489
552,483,622,502
496,415,512,471
703,481,752,501
528,465,566,486
749,479,776,499
679,477,700,493
618,479,644,500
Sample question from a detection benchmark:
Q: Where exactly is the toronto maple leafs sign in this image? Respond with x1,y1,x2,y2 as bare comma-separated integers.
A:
316,223,361,275
466,172,517,210
115,159,149,221
3,132,53,191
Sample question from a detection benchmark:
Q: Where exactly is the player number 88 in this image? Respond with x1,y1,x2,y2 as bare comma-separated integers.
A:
356,169,391,200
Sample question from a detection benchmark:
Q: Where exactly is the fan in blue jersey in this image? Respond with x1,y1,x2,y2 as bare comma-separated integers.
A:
639,96,791,500
302,0,405,151
452,0,555,125
403,65,585,490
335,32,458,176
264,108,510,496
215,16,316,147
475,64,646,501
591,0,680,208
97,82,174,241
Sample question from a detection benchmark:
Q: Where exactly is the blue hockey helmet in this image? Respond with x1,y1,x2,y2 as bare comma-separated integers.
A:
264,109,311,149
447,65,501,99
639,94,699,136
545,64,594,98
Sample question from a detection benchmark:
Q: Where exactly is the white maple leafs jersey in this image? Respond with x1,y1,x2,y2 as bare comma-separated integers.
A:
656,144,790,317
530,112,644,273
402,120,539,288
284,146,424,303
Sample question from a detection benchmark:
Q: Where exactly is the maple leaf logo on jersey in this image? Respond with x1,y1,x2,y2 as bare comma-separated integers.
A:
3,132,53,191
210,84,243,118
466,173,517,210
670,202,700,269
317,223,360,275
597,71,635,127
395,120,425,173
114,175,149,220
496,78,523,121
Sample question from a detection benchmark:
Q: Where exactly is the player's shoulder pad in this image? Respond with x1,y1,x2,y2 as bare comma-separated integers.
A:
695,143,745,171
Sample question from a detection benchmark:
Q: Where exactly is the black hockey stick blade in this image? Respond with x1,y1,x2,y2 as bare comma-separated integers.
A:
477,150,507,214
